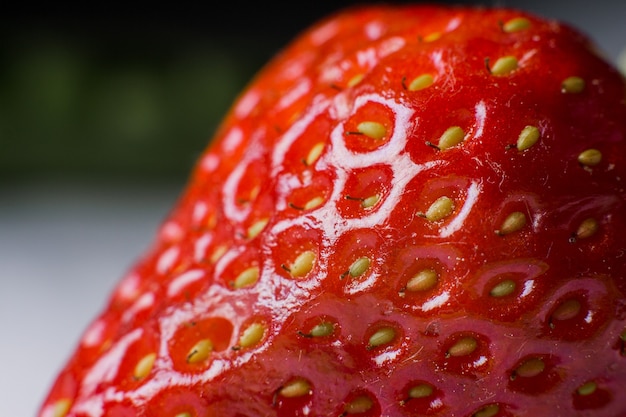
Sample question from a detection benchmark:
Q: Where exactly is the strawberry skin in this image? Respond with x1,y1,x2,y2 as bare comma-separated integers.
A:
40,4,626,417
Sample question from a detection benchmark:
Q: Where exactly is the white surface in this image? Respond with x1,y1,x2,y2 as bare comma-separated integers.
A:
0,180,180,416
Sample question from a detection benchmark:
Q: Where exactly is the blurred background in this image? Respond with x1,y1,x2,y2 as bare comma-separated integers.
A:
1,1,624,415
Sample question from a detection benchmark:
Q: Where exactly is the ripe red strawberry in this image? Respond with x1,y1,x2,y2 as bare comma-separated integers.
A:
39,4,626,417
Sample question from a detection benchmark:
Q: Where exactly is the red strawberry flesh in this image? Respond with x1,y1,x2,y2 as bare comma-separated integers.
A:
40,4,626,417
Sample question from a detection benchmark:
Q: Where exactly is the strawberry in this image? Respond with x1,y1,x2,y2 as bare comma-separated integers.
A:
39,4,626,417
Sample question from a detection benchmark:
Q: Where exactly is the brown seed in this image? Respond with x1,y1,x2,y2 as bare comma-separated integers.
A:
344,395,374,414
279,378,312,398
562,76,585,93
437,126,465,150
368,327,396,348
578,148,602,166
405,269,438,292
496,211,527,235
186,339,213,364
513,357,545,378
424,196,455,221
447,336,478,357
502,17,531,32
133,353,157,380
490,56,518,76
551,298,582,322
489,279,517,298
517,125,540,151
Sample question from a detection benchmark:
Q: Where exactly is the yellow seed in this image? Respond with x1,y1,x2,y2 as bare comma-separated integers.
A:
578,148,602,166
238,323,266,348
309,321,335,337
577,381,598,396
51,399,72,417
348,73,365,87
497,211,527,235
562,76,586,93
437,126,465,150
357,121,387,140
349,257,371,277
305,142,325,166
175,413,192,417
280,378,312,398
424,196,455,222
405,269,438,292
408,383,434,399
210,245,228,264
448,336,478,357
304,196,324,210
516,125,540,151
186,338,213,364
233,266,260,289
503,17,531,33
345,395,374,414
490,279,517,298
552,299,582,322
289,251,316,278
514,357,545,378
408,74,434,91
473,404,500,417
134,353,156,380
361,194,380,209
247,218,269,239
490,56,518,76
368,327,396,348
423,32,442,42
576,218,599,239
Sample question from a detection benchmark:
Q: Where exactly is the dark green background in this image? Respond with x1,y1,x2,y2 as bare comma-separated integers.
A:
1,1,623,183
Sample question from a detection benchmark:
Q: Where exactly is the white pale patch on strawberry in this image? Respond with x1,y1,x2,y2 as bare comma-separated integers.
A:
158,220,183,242
81,319,107,348
221,126,244,154
167,269,206,298
74,328,143,412
439,181,482,238
116,272,141,301
193,232,213,262
276,78,311,111
474,101,487,140
308,19,340,46
191,201,208,224
356,36,405,69
420,291,451,312
364,20,385,40
445,16,462,32
121,292,155,324
373,347,403,366
233,88,261,119
156,245,180,274
199,152,219,172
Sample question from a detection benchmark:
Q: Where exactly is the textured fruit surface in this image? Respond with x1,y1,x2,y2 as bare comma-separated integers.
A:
40,4,626,417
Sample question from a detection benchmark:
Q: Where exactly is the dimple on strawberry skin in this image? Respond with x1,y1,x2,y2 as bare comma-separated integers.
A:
39,4,626,417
